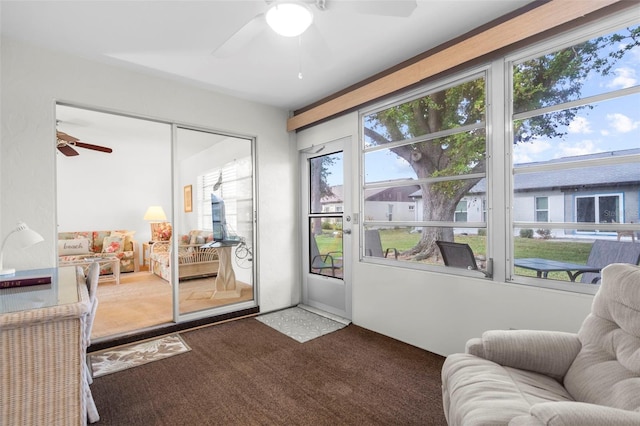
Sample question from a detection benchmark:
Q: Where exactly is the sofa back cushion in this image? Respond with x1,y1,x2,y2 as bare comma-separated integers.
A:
564,263,640,411
58,238,90,255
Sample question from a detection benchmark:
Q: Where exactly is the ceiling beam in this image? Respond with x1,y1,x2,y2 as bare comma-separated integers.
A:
287,0,624,132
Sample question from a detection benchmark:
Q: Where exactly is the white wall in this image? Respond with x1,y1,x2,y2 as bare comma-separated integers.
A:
1,36,298,313
56,111,172,248
297,113,594,357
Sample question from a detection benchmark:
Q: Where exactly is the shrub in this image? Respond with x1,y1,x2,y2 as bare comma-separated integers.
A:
536,228,552,239
520,228,534,238
321,221,333,230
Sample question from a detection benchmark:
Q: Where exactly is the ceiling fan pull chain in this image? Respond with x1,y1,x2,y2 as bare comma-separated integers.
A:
298,35,303,80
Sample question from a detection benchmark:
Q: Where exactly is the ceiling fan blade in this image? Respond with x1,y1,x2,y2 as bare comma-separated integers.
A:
74,141,113,154
212,13,267,57
57,144,79,157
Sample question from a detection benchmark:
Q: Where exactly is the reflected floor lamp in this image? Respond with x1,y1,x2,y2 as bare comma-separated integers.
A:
0,221,45,276
144,206,168,242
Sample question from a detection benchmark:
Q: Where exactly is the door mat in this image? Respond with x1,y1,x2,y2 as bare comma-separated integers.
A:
255,306,350,343
89,333,191,378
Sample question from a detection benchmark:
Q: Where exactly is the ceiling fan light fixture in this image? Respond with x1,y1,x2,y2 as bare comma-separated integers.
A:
266,1,314,37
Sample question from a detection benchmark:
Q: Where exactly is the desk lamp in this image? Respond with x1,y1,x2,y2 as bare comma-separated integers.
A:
0,221,45,276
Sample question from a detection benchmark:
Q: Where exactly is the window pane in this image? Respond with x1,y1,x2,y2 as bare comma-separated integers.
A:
361,73,488,267
536,197,548,210
310,153,343,215
576,197,595,223
513,164,638,226
513,93,640,164
513,25,640,115
363,226,487,268
599,195,620,223
364,77,485,145
364,132,486,184
513,231,640,284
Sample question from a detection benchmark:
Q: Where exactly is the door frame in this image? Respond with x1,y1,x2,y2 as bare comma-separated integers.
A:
300,137,352,320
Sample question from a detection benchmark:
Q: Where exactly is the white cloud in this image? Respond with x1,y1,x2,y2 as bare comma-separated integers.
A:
568,116,592,134
606,67,637,89
512,139,551,164
555,140,598,158
607,113,640,133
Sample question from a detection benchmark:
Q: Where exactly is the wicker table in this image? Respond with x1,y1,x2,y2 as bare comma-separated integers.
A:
1,266,90,425
59,256,120,285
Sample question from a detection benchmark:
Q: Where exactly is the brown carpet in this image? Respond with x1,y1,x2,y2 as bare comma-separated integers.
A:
91,317,447,425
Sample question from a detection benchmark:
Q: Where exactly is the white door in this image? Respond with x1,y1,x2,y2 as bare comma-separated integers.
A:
301,138,352,320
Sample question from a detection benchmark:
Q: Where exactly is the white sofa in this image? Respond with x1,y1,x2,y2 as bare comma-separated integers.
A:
441,263,640,425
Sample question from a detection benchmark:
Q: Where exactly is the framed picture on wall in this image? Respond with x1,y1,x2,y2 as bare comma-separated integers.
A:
184,185,192,212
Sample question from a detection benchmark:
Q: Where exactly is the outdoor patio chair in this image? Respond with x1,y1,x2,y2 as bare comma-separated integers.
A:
365,229,398,260
436,240,491,277
310,236,342,277
577,239,640,284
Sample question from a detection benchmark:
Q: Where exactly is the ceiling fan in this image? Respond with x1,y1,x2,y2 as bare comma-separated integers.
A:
56,130,113,157
212,0,417,57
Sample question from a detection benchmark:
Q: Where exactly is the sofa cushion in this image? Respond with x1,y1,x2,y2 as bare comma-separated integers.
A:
564,263,640,411
101,236,124,253
442,353,573,426
111,230,135,251
58,238,90,255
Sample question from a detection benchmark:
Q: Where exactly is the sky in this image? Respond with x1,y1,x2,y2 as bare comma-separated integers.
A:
345,26,640,186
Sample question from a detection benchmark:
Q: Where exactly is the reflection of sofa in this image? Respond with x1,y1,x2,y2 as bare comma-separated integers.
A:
149,230,219,281
441,263,640,425
58,231,139,275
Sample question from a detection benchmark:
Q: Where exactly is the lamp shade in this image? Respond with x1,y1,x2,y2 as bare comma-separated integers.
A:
143,206,167,222
0,221,45,275
266,1,314,37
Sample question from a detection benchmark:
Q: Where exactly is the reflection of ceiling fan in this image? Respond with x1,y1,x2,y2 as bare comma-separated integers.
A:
56,131,113,157
213,0,417,57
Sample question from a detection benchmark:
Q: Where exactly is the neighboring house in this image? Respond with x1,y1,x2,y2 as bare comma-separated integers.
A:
348,149,640,238
323,181,421,222
470,148,640,238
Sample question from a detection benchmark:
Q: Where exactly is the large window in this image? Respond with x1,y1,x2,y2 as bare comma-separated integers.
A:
358,13,639,291
361,73,488,274
509,21,640,291
197,157,253,238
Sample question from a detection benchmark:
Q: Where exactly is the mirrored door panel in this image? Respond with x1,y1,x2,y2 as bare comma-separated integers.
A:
174,127,256,317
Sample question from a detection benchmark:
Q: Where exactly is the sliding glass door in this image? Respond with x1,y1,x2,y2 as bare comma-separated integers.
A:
173,126,257,321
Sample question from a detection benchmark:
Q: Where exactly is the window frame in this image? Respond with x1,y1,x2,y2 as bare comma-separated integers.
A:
358,67,490,277
355,9,639,290
505,12,640,294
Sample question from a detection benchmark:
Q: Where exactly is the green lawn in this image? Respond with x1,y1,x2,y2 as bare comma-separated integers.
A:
316,228,595,282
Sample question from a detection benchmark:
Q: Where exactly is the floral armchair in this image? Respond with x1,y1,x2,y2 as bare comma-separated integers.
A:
58,230,139,274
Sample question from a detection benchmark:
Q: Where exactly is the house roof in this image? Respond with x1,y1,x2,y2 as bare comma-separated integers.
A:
470,148,640,193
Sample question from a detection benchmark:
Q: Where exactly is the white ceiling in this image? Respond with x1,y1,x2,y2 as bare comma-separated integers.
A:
1,0,534,111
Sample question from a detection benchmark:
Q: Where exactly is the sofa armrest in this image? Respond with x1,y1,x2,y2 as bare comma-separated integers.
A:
465,337,484,357
130,239,139,272
509,401,640,426
466,330,581,380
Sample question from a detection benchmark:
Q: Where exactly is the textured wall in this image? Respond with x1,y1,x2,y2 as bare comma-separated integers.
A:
0,36,298,313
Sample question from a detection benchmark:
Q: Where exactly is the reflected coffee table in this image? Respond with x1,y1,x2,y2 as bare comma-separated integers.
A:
59,256,121,285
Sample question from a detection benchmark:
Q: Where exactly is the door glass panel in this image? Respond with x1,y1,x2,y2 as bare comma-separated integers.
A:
599,196,619,223
309,217,343,278
309,153,343,215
